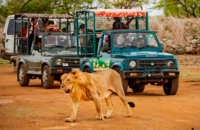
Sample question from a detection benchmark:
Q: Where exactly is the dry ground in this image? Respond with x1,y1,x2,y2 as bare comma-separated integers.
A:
0,55,200,130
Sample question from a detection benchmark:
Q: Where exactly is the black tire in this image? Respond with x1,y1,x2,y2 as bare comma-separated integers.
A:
131,84,145,93
13,61,16,67
42,65,54,89
18,64,30,86
163,78,179,95
113,67,128,93
83,68,90,73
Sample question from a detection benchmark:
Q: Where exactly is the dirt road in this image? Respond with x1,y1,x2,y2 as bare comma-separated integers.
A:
0,56,200,130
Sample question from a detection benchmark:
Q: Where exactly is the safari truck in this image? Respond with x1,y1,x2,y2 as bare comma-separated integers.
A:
75,9,180,95
1,14,77,65
14,13,80,89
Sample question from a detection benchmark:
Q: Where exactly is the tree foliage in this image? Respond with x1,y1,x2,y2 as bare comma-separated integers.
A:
0,0,149,24
112,0,149,9
0,0,95,17
152,0,200,18
0,0,7,23
52,0,94,15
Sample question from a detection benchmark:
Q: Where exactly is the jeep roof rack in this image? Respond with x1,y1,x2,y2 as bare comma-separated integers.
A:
85,9,146,17
14,13,73,19
13,13,74,55
75,9,149,57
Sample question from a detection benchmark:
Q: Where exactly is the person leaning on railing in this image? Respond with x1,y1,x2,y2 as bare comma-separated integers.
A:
112,17,134,29
79,24,93,46
101,35,111,52
28,17,39,54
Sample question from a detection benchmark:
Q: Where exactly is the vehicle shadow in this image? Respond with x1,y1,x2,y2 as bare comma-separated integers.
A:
27,83,61,89
125,92,165,96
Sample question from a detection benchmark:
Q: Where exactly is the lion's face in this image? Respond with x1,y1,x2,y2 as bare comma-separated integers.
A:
60,70,79,93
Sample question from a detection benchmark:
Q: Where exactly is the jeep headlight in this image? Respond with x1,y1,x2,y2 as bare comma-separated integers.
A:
129,60,136,68
167,60,174,67
55,59,62,66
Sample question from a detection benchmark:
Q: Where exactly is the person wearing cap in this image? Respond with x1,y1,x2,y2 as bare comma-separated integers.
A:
43,20,60,47
45,20,61,32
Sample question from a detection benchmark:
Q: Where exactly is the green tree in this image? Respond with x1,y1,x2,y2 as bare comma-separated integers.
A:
0,0,150,24
2,0,95,16
152,0,200,18
106,0,149,9
52,0,94,16
3,0,56,14
0,1,7,24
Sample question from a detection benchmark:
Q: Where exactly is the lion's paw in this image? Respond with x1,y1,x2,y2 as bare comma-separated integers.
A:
104,110,113,118
104,113,112,118
96,114,104,120
124,113,132,117
65,118,76,122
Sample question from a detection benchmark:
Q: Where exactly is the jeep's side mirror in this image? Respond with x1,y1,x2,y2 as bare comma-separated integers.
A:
97,55,102,58
34,45,39,50
160,43,163,51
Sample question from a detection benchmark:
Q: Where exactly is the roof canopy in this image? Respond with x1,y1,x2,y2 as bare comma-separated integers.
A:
15,13,73,19
88,9,146,17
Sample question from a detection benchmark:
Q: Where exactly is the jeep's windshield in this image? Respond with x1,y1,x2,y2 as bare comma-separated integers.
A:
114,32,158,49
44,34,76,48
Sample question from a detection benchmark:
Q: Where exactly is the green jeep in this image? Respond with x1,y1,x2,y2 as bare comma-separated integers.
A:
75,9,179,95
14,14,80,89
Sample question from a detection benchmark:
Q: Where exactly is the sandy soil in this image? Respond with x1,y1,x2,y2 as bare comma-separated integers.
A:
0,55,200,130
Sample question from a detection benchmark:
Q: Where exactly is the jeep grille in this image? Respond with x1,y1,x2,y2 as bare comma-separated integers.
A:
63,58,80,67
138,60,166,68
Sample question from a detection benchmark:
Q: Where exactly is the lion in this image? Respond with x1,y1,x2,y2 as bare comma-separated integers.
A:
60,69,135,122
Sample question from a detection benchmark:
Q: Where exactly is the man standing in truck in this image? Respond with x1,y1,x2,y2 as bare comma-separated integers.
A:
28,17,38,54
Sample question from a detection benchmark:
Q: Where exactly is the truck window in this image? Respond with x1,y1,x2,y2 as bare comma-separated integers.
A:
113,32,158,48
7,19,22,35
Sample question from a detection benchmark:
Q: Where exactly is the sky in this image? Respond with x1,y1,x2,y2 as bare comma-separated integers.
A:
1,0,6,5
144,6,164,16
143,1,164,16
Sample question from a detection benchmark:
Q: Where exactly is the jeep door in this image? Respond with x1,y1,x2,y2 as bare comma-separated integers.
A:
24,38,42,73
28,50,42,71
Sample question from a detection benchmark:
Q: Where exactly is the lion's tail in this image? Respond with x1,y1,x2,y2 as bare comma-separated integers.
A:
128,102,135,108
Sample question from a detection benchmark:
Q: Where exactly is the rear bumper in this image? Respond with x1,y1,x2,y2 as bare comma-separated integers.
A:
123,70,179,79
2,52,17,61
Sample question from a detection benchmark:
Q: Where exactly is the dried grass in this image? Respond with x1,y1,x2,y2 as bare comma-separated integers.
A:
149,17,200,47
149,17,165,39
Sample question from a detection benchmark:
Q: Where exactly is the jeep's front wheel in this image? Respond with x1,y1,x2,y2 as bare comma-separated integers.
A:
163,78,179,95
131,84,145,93
18,64,30,86
42,65,54,89
113,67,128,93
83,67,90,73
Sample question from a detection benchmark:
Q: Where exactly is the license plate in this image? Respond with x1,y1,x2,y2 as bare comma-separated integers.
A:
151,72,163,77
62,63,68,66
72,68,79,71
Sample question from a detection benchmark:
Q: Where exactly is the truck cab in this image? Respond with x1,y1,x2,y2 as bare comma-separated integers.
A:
75,9,179,95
